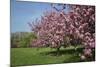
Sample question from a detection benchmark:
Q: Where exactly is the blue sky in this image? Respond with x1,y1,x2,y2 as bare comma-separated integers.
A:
11,0,69,33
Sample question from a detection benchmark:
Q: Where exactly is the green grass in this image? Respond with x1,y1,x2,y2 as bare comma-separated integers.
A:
11,46,95,66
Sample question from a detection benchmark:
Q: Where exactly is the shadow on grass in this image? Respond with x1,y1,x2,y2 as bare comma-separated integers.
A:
63,55,95,63
40,47,84,56
39,47,95,62
62,48,95,63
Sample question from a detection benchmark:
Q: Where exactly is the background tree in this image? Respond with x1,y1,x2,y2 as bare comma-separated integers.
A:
11,32,37,48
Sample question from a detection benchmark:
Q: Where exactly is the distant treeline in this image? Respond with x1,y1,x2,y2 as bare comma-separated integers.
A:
11,32,37,48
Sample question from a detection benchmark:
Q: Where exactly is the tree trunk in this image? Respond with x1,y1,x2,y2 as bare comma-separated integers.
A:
56,47,60,55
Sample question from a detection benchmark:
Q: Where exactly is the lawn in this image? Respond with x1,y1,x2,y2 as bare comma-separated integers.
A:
11,46,94,66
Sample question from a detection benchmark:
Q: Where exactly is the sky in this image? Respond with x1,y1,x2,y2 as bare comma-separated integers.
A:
11,0,69,33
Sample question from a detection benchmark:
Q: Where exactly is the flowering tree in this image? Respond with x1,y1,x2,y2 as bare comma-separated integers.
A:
29,4,95,58
29,11,70,52
67,5,95,59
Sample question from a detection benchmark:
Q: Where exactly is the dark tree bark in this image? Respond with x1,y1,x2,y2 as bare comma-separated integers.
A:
56,47,60,55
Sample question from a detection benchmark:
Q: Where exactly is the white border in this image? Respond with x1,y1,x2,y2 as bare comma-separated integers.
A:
0,0,10,67
18,0,96,5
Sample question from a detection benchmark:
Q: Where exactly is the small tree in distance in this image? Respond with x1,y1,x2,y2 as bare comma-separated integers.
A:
29,4,95,59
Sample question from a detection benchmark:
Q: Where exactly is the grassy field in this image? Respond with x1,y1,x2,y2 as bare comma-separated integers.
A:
11,46,94,66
